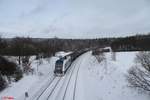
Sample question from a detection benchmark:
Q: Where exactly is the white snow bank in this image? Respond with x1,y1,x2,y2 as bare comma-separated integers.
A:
77,51,149,100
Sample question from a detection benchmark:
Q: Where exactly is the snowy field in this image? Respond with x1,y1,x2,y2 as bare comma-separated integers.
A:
79,52,149,100
0,51,149,100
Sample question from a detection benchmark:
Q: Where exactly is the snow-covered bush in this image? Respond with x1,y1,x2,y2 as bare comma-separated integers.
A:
0,56,23,82
0,75,7,91
13,68,23,82
127,52,150,93
94,52,106,63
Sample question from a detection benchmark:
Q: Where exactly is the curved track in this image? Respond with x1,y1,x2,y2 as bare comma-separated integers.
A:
72,64,81,100
62,61,78,100
46,60,78,100
33,60,77,100
55,53,85,100
32,52,86,100
35,77,56,100
46,78,61,100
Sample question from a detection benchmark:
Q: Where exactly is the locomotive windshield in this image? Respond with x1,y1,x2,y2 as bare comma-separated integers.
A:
54,59,64,74
55,60,63,68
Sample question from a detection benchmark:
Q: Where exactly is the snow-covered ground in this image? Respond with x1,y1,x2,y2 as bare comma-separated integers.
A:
77,51,149,100
0,56,59,100
0,51,150,100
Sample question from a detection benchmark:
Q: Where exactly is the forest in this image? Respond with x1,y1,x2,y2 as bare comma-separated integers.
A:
0,33,150,57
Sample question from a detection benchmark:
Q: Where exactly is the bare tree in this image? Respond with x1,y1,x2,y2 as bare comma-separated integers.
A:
127,52,150,93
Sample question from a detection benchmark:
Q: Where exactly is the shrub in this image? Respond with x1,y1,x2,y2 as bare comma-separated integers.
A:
0,56,23,82
127,52,150,93
13,69,23,82
0,75,7,91
94,52,106,63
0,57,17,76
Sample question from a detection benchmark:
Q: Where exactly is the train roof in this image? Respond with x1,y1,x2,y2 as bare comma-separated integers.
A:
56,55,71,63
55,51,72,58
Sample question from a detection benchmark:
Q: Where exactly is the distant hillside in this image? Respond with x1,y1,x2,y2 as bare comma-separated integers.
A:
111,34,150,51
0,33,150,56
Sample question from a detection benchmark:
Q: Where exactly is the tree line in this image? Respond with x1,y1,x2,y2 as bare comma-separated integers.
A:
0,37,111,57
111,34,150,51
0,33,150,57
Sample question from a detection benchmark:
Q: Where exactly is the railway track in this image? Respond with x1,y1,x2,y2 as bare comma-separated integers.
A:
35,76,56,100
33,52,86,100
35,61,77,100
61,54,84,100
73,63,81,100
31,76,57,100
62,61,78,100
46,78,61,100
45,61,77,100
32,76,61,100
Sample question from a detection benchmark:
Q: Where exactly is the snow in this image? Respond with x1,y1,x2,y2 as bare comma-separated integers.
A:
76,51,149,100
115,52,138,72
0,51,150,100
0,75,37,99
0,56,59,100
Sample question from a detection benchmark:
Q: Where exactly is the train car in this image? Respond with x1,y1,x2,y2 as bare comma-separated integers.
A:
70,49,87,61
54,49,88,76
54,56,71,76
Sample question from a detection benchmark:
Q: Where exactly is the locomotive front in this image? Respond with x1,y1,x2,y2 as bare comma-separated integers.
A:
54,58,64,76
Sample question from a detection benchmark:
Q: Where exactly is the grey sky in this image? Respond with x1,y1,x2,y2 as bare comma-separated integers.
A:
0,0,150,38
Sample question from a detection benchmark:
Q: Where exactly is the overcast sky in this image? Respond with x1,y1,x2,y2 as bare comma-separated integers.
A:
0,0,150,38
